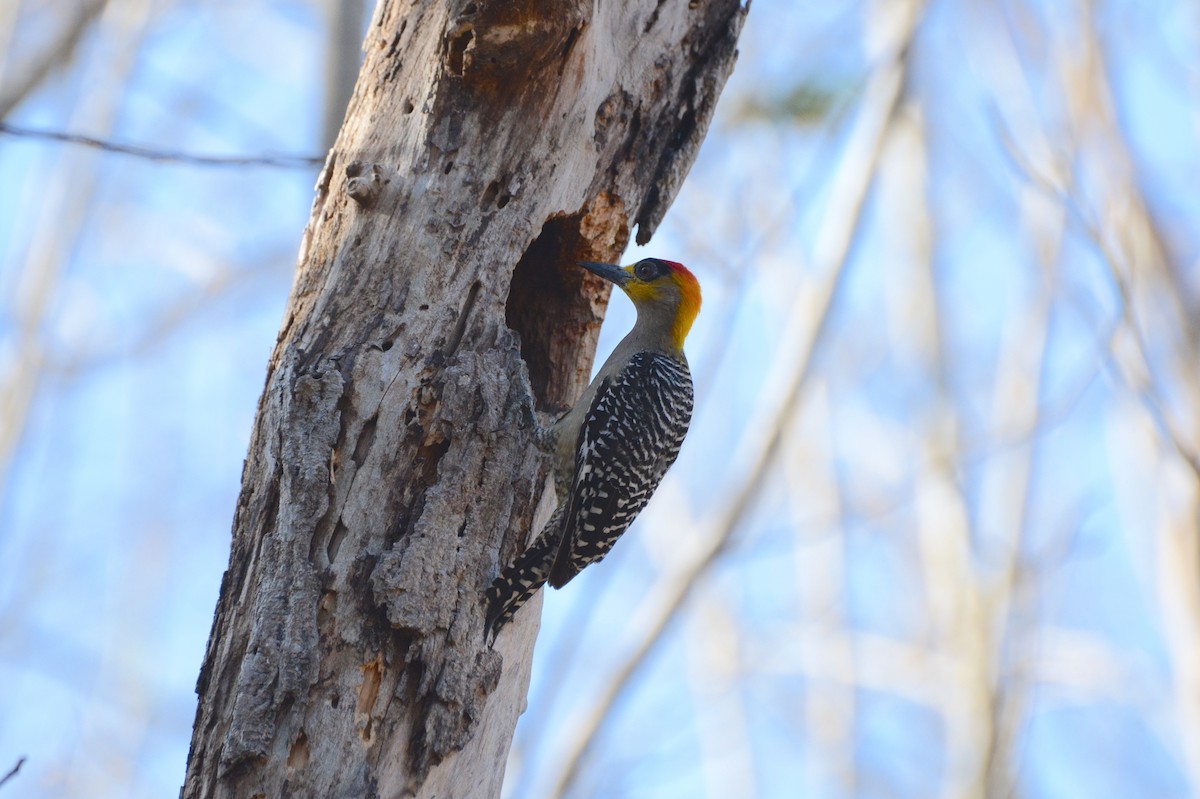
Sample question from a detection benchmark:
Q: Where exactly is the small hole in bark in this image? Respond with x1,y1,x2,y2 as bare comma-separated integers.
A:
482,180,500,207
327,520,350,563
331,693,340,709
402,99,415,114
352,415,378,466
561,25,582,61
645,0,668,33
424,437,451,475
287,732,310,772
381,339,394,351
317,590,336,636
357,656,384,716
419,303,429,311
497,193,511,209
447,26,474,76
447,280,481,353
444,161,454,174
622,108,643,161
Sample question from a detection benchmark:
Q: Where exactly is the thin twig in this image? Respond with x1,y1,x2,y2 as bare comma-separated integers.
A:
0,122,323,168
991,101,1200,481
0,757,25,790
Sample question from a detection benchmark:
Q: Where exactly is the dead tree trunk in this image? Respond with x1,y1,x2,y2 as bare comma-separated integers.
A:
182,1,747,796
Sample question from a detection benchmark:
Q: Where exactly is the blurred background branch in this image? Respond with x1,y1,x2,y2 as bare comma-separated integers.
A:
0,122,323,167
0,0,108,118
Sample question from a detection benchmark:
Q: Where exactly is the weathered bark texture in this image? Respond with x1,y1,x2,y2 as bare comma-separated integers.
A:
182,1,747,797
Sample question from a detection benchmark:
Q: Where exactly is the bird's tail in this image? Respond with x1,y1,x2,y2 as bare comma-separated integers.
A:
485,504,564,640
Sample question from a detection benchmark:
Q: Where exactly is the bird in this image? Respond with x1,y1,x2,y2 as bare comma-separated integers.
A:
486,257,700,639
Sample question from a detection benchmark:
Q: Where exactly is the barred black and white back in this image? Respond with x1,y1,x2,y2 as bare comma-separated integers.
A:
485,351,692,637
548,352,692,587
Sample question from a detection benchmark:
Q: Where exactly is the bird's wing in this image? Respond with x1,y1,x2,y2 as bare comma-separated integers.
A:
548,352,692,588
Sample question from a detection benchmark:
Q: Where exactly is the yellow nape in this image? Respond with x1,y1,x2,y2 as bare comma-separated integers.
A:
670,269,701,351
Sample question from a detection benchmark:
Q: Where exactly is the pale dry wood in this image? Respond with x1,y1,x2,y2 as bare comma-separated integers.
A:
181,1,747,797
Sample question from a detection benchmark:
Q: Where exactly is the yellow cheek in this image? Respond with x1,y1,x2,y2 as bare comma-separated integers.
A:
623,281,658,303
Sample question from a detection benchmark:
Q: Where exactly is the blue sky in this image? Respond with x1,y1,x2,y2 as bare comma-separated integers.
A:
2,0,1199,797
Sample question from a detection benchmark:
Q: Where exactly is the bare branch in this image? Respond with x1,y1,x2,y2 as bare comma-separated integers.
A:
0,757,25,791
0,122,322,168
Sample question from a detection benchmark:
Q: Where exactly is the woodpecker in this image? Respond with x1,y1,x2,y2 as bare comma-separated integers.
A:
486,257,700,639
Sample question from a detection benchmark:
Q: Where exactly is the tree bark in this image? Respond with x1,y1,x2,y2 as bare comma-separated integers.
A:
182,1,747,797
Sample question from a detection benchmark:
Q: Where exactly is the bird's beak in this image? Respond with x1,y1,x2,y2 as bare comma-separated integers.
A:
577,261,630,287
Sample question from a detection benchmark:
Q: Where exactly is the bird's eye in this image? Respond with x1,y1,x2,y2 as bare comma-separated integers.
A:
635,260,658,280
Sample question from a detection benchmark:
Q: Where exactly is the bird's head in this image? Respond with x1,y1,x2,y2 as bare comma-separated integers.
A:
578,258,701,352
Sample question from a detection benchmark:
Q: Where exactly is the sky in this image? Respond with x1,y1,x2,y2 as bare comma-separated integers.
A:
2,0,1199,797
